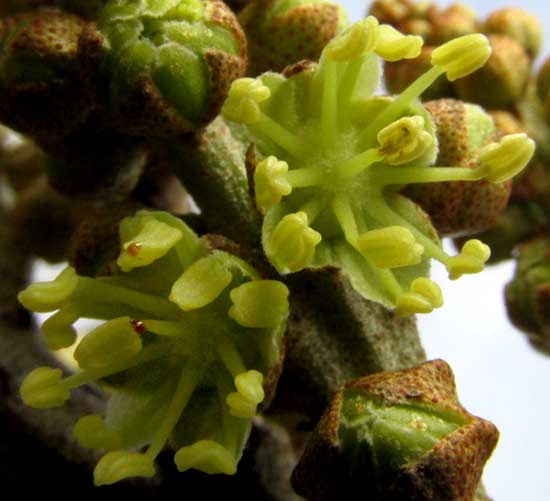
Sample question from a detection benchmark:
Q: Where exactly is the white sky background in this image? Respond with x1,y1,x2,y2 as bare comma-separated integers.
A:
339,1,550,500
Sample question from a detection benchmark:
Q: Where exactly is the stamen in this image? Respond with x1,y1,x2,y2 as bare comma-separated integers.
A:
145,363,202,459
41,304,79,350
446,239,491,280
93,452,155,486
357,226,424,268
377,116,433,165
174,440,236,475
332,195,360,244
216,337,247,378
254,156,292,213
20,367,69,409
234,370,264,404
221,78,271,124
324,16,379,62
321,60,339,145
73,415,122,452
226,392,258,418
169,255,233,311
286,167,326,188
479,133,535,183
336,148,383,179
370,165,485,187
228,281,289,328
253,112,309,158
375,24,423,62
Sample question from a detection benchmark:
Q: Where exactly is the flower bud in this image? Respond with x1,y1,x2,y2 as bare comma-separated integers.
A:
505,237,550,355
84,0,247,135
292,360,499,501
94,452,155,486
483,7,542,59
431,33,491,82
405,99,511,237
20,367,70,409
266,212,322,273
430,3,478,45
453,35,531,109
0,9,94,138
239,0,348,74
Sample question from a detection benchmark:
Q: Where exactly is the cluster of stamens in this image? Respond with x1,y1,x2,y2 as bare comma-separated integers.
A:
222,16,535,315
18,210,289,484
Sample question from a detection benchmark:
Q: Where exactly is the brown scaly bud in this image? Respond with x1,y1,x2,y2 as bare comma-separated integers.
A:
79,0,247,136
405,99,511,237
483,7,542,59
0,9,95,139
384,46,455,100
506,236,550,355
453,35,531,110
429,4,478,45
238,0,348,75
292,359,499,501
368,0,414,26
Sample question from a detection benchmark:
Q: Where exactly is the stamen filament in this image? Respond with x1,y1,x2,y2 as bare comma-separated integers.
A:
300,196,327,223
338,58,364,122
322,60,339,145
337,148,383,179
360,66,445,146
146,364,202,459
142,319,192,338
332,194,360,244
371,165,485,187
254,113,309,158
287,167,326,187
217,337,247,378
369,195,449,263
77,277,181,320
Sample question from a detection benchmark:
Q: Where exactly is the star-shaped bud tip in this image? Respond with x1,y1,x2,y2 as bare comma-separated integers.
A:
431,34,492,81
18,267,78,313
174,440,236,475
375,24,423,62
358,226,424,269
73,415,122,452
254,156,293,214
267,212,322,274
228,280,289,328
93,452,155,486
479,133,535,183
19,367,70,409
73,317,142,371
221,78,271,124
377,115,433,165
324,16,379,61
446,239,491,280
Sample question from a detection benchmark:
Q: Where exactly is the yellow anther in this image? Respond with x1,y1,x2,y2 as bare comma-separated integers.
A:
73,415,122,452
446,240,490,280
228,280,289,328
18,266,78,313
20,367,69,409
267,212,322,274
41,312,77,350
357,226,424,268
324,16,379,61
221,78,271,124
395,292,434,315
410,277,443,308
254,156,292,213
93,452,155,486
226,391,258,419
375,24,423,62
169,255,233,311
174,440,237,475
462,239,491,262
479,133,535,183
117,212,183,272
377,116,433,165
73,317,142,371
234,370,264,404
431,34,492,81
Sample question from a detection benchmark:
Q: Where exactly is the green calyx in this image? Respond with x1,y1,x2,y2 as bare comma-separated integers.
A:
96,0,246,134
222,19,532,314
18,210,289,484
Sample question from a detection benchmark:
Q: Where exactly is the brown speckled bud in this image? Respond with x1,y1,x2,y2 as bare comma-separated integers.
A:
483,7,542,59
0,9,95,139
536,57,550,104
405,99,511,237
429,3,478,45
506,237,550,355
453,35,531,110
239,0,347,75
368,0,413,26
489,110,525,137
384,46,455,100
292,359,499,501
80,0,247,136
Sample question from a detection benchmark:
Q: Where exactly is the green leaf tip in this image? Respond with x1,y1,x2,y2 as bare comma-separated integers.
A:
222,19,518,314
18,209,288,484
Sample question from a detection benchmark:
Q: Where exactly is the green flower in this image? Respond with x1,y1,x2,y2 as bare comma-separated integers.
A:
222,19,534,315
83,0,247,135
18,210,289,484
